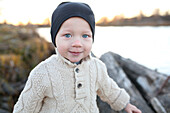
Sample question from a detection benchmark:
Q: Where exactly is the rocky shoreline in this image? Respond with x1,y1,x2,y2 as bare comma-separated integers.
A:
0,25,169,113
0,25,54,113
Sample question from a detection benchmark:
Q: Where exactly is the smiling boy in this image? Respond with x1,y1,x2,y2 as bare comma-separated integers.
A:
55,17,92,63
13,2,141,113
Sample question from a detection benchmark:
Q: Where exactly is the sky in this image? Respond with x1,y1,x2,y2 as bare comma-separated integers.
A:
0,0,170,25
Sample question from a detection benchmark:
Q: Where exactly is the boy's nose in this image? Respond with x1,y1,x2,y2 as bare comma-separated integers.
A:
72,40,82,47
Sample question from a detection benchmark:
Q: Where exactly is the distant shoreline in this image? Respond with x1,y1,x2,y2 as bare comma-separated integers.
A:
1,14,170,27
96,15,170,26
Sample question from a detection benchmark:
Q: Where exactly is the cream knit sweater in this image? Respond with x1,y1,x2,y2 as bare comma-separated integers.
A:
13,51,130,113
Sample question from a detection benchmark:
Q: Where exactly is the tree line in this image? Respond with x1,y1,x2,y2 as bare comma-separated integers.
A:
96,9,170,26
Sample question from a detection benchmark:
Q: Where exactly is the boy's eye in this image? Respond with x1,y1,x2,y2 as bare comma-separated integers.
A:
82,34,89,38
64,34,71,38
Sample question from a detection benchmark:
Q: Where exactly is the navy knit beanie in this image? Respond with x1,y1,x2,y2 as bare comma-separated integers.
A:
51,2,95,47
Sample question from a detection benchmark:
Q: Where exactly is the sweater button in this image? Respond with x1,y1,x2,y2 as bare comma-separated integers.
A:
77,83,82,88
75,68,79,73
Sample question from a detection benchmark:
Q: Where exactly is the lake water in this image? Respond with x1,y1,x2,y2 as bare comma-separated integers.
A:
37,26,170,75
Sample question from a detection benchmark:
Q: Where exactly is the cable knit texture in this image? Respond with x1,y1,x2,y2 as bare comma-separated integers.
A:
13,51,130,113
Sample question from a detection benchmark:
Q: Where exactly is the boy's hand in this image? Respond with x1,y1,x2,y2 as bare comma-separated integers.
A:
125,103,142,113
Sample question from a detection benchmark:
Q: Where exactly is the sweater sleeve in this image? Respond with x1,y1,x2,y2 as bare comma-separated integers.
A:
96,60,130,111
13,64,48,113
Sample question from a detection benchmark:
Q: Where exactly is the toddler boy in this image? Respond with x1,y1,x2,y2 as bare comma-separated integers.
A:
13,2,141,113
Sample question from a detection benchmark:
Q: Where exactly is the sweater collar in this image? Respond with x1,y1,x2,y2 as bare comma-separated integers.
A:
55,48,92,67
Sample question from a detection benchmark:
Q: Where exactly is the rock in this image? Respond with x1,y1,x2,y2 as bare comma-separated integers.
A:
1,103,10,111
17,27,40,40
109,51,170,113
157,93,170,113
98,52,154,113
0,109,10,113
151,97,167,113
1,81,17,95
111,52,167,98
0,25,55,113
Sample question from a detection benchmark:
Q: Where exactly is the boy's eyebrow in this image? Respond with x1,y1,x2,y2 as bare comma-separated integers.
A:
83,30,92,33
83,31,92,34
59,28,72,32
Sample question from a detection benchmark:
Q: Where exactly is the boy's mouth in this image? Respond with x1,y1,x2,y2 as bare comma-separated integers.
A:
69,51,82,56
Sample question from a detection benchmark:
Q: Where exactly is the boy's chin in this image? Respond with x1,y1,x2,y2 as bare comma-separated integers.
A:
71,60,81,63
65,57,82,63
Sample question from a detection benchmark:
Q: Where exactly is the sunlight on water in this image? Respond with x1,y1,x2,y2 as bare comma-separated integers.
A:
37,26,170,75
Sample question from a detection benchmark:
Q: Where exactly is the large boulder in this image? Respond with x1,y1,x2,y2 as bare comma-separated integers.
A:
97,52,154,113
111,52,169,113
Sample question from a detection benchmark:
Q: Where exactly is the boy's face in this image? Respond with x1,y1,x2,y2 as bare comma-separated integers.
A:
55,17,93,63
